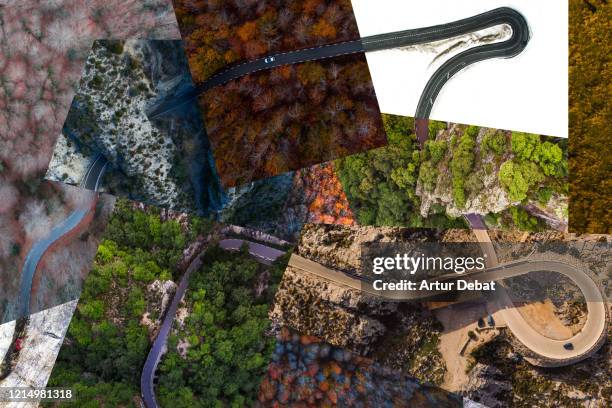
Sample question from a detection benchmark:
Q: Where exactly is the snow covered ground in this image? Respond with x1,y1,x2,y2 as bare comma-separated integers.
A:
0,301,76,407
45,133,91,185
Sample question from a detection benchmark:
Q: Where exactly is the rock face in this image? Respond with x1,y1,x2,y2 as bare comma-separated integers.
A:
272,224,448,384
0,301,77,407
524,198,568,231
462,363,512,408
46,39,225,215
219,172,295,238
415,124,569,231
62,40,184,206
45,134,91,185
142,279,177,337
296,223,440,275
420,173,513,218
0,321,16,362
147,279,177,316
270,266,389,354
417,125,518,218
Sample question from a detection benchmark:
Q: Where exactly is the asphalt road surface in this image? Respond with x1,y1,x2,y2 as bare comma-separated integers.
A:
409,7,529,119
464,214,487,230
80,154,108,190
219,238,286,265
16,154,105,319
464,217,607,365
410,7,529,144
17,209,89,318
140,249,203,408
148,7,529,119
140,239,286,408
288,252,607,364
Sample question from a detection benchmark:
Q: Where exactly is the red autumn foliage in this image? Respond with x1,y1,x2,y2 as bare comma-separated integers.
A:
296,162,355,225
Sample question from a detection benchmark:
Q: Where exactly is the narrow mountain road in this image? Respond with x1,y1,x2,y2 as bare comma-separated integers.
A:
140,239,286,408
140,249,203,408
2,155,105,379
464,215,607,366
18,154,105,319
288,250,607,364
148,7,529,119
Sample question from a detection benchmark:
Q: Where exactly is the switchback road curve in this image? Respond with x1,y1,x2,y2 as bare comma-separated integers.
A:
288,252,607,365
148,7,529,119
466,214,607,365
411,7,529,119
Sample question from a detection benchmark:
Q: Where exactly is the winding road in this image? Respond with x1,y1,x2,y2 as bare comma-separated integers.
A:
140,248,203,408
140,232,606,407
17,209,90,317
411,7,529,120
148,7,529,119
1,154,107,379
140,239,286,408
288,246,607,364
81,154,108,191
464,214,607,365
17,154,106,319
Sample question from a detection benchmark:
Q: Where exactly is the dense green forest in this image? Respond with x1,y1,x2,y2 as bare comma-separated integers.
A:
499,132,567,203
334,114,464,228
336,114,568,232
568,0,611,233
45,200,211,406
46,199,289,407
156,246,290,407
487,132,567,232
420,126,567,211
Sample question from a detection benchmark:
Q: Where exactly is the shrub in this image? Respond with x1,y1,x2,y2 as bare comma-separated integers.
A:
428,120,446,138
499,160,544,202
536,187,553,205
482,130,507,156
450,131,476,207
511,132,540,160
426,139,448,164
509,206,541,231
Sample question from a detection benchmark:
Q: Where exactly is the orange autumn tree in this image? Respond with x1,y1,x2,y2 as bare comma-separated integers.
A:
312,18,337,38
298,162,355,225
173,0,362,83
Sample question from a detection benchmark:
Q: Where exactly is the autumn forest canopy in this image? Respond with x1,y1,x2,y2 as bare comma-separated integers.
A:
568,0,611,233
174,0,361,83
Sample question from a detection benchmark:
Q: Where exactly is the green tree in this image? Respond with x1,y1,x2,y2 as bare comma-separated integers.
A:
450,130,476,208
511,132,540,160
482,130,507,156
499,160,544,202
425,139,448,164
428,120,447,138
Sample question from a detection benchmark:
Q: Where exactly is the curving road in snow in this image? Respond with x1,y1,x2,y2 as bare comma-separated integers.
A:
2,155,104,380
17,154,104,319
